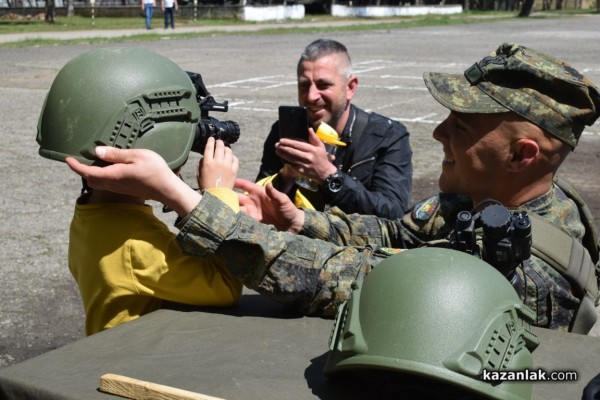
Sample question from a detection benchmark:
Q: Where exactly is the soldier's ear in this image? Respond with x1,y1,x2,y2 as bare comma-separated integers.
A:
508,138,539,172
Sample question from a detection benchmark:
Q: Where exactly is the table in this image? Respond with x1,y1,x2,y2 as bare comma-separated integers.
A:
0,294,598,399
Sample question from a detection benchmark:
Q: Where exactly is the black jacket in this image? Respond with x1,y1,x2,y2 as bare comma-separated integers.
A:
256,105,413,219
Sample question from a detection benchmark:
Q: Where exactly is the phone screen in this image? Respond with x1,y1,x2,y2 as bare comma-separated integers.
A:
278,105,309,141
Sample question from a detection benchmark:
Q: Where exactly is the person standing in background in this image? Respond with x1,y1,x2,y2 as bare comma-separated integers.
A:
141,0,155,30
162,0,178,29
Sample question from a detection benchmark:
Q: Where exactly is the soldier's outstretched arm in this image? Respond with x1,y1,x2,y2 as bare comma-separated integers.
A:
176,191,393,317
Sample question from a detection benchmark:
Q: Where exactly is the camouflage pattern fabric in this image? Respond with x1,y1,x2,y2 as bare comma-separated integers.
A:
400,187,584,331
177,187,584,331
177,191,387,317
423,43,600,148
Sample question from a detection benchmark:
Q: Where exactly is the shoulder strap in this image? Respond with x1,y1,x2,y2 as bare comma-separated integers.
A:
554,176,600,264
529,213,599,334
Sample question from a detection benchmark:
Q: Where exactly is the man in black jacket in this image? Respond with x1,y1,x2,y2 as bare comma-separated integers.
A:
256,39,413,219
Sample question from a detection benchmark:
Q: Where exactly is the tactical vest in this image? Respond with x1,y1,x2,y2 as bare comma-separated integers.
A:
530,177,600,334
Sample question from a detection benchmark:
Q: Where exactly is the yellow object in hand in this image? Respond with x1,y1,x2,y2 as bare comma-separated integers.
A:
316,123,346,147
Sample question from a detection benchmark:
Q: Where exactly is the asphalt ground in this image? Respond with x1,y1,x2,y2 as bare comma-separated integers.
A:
1,14,600,369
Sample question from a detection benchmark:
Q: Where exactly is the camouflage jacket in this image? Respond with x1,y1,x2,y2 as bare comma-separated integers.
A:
176,185,584,331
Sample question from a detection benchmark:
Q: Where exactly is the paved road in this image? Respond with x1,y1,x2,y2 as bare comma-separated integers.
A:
1,14,600,368
0,16,437,44
0,24,273,44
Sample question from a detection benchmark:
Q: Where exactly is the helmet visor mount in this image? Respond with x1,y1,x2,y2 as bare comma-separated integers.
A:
77,87,199,169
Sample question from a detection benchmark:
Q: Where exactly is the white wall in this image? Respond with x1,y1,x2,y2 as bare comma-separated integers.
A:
240,4,305,21
331,4,463,17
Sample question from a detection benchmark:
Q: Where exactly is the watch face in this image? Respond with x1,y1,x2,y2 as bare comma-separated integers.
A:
328,175,343,193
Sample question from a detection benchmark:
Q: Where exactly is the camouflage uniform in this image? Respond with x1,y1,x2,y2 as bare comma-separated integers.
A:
177,185,582,330
176,43,600,331
177,191,387,318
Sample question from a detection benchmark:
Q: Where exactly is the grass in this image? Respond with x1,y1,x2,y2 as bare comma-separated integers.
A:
0,14,247,33
0,8,596,47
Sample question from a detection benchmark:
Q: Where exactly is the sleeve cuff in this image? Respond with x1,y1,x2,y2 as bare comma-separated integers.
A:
175,191,238,256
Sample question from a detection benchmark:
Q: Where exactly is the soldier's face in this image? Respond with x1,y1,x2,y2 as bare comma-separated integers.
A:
297,54,356,132
432,111,515,203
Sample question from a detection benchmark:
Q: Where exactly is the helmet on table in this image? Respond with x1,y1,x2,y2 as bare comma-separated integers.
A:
325,247,539,400
37,47,200,169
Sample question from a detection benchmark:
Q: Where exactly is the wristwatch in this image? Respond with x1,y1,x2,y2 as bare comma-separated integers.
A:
323,171,345,194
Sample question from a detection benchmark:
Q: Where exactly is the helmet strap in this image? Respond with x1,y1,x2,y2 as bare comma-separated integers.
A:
77,178,93,204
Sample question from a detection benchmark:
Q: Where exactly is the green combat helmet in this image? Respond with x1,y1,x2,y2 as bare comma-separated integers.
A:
37,47,200,169
325,247,540,400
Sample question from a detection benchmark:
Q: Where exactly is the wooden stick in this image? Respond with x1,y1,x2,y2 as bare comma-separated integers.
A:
99,373,226,400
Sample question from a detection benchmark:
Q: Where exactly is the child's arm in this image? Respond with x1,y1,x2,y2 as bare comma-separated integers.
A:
66,147,201,218
198,137,239,190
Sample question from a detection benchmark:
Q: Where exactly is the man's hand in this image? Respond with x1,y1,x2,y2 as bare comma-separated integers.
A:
235,178,305,233
65,146,201,217
198,138,239,190
275,129,337,184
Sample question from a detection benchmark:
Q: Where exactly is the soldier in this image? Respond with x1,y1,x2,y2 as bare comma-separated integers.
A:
66,43,600,333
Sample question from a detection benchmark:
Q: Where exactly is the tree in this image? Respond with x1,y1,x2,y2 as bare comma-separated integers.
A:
67,0,74,17
45,0,55,22
518,0,535,16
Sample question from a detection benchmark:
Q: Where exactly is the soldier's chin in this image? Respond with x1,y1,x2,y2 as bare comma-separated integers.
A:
437,175,454,193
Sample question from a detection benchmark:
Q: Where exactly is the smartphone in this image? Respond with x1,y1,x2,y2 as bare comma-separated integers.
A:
278,105,309,141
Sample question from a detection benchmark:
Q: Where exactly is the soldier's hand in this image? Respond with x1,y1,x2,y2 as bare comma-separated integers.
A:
236,179,305,233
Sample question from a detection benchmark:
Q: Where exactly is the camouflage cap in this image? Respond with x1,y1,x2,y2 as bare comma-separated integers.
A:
423,43,600,148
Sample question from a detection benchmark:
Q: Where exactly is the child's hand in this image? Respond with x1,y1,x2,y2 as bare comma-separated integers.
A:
198,137,239,190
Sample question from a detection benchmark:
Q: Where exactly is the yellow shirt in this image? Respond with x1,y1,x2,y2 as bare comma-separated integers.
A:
69,189,242,335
